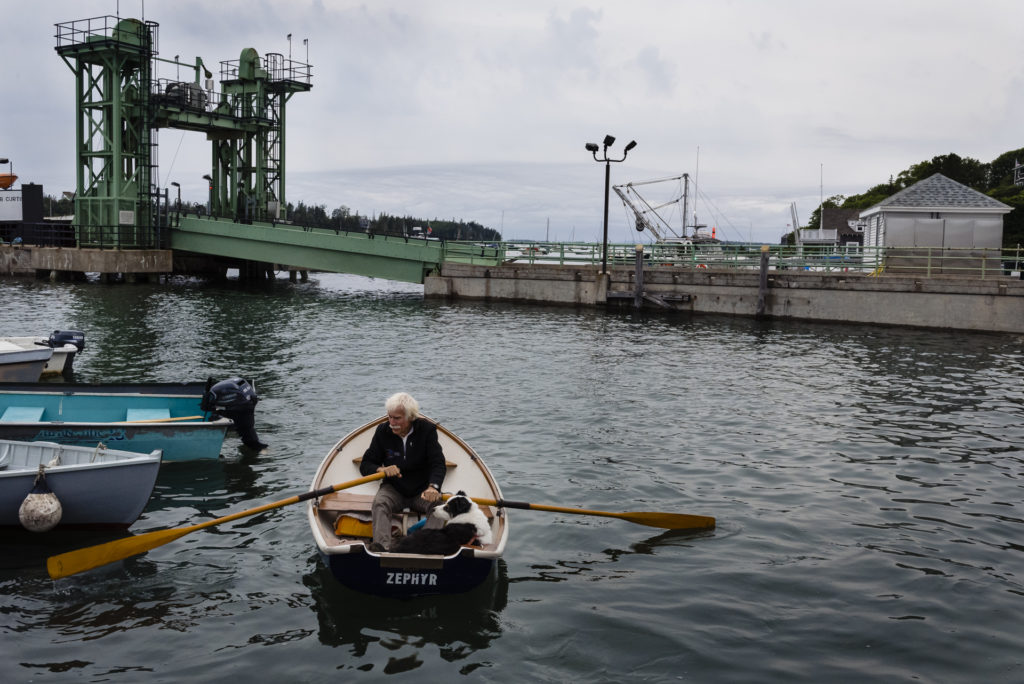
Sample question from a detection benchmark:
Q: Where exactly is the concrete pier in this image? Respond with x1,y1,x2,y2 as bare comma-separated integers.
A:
425,262,1024,334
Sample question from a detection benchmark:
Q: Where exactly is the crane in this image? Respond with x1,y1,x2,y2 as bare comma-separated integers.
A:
612,174,690,243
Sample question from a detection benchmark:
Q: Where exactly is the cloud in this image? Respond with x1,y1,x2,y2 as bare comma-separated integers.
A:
3,0,1022,247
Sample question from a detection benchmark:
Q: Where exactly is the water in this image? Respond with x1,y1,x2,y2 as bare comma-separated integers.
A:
1,273,1022,683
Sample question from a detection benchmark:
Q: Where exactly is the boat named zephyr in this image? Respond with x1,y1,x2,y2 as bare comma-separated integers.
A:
308,416,508,597
0,382,237,461
0,439,161,529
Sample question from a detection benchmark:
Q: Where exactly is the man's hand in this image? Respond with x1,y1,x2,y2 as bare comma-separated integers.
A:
420,486,441,503
377,465,401,477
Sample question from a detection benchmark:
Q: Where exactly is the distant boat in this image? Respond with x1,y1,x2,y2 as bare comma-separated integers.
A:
0,383,232,461
0,342,52,382
308,416,508,597
0,174,16,190
0,331,84,378
0,439,161,529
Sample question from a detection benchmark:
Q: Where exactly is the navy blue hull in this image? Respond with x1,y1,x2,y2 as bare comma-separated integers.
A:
322,548,496,597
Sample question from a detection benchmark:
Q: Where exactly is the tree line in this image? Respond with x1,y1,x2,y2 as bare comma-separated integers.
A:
802,149,1024,247
40,195,503,243
285,203,502,242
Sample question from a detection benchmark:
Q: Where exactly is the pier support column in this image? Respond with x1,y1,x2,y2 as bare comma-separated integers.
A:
633,244,645,308
756,245,770,319
595,270,610,303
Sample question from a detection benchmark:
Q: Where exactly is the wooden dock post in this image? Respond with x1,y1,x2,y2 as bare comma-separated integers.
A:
756,245,770,319
634,244,645,309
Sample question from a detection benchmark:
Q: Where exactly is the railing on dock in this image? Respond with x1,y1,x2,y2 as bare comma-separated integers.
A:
446,241,1024,280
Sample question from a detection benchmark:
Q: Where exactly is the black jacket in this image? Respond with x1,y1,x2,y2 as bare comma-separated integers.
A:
359,418,447,497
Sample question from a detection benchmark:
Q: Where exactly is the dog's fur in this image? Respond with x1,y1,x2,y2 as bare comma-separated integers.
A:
432,491,493,546
391,522,478,555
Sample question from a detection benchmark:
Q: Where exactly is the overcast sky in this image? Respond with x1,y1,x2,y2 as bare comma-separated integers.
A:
4,0,1023,243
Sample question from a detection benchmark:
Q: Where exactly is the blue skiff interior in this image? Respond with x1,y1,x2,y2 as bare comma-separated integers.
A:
1,406,45,422
0,393,201,423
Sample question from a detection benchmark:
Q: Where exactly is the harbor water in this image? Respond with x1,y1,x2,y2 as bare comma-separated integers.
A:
1,273,1022,683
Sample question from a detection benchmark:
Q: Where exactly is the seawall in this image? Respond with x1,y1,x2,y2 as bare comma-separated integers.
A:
425,262,1024,334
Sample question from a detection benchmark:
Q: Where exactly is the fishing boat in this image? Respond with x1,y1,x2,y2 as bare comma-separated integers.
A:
0,383,233,461
0,342,52,382
307,416,508,597
0,331,85,378
0,439,161,529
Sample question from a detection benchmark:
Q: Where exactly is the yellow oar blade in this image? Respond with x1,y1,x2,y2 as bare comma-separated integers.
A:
47,471,385,580
610,510,716,530
47,526,196,579
469,497,716,531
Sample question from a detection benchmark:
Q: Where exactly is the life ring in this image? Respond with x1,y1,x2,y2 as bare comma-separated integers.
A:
697,263,708,269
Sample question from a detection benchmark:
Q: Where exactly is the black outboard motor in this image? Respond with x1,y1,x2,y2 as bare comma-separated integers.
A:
201,377,267,450
48,330,85,352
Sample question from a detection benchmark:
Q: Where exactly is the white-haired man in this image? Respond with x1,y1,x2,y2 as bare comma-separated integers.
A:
359,392,447,552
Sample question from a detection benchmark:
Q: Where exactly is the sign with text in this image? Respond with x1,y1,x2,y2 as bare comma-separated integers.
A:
0,190,22,222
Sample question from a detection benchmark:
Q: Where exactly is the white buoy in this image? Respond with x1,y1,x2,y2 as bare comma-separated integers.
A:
19,465,62,532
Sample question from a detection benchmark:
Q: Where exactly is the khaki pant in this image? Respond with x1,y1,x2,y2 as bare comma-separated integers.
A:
371,482,443,549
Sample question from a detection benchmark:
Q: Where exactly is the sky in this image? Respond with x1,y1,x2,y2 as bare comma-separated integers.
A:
3,0,1023,244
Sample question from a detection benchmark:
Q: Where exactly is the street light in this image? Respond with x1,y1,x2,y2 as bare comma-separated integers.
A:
202,174,213,216
170,181,181,212
585,135,637,274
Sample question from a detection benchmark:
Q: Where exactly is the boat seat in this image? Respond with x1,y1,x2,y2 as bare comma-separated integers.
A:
351,456,458,468
1,406,45,422
126,408,171,422
318,491,494,519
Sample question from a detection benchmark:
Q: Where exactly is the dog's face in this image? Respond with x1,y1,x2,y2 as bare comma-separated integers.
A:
442,491,474,518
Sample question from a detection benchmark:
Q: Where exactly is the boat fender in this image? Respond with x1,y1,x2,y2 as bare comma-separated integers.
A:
19,465,62,533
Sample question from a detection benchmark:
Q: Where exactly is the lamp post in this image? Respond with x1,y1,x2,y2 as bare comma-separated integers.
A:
585,135,636,274
202,174,213,216
170,181,181,212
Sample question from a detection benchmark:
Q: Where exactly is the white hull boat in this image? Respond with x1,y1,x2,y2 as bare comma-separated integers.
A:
0,439,161,529
308,416,508,597
0,331,83,378
0,342,52,382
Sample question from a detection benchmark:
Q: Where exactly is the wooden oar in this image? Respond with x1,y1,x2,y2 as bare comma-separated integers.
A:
117,415,205,424
467,496,715,531
47,472,385,580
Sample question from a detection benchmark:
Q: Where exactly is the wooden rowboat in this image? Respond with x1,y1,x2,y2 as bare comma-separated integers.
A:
307,416,508,597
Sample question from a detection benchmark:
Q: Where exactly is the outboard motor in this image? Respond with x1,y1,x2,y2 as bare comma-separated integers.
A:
48,330,85,352
201,377,266,450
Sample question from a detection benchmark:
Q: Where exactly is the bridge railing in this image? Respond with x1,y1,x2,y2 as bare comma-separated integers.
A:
469,241,1024,279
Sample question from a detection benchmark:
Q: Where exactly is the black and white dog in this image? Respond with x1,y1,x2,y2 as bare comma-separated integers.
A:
433,490,493,546
391,522,478,555
391,491,493,555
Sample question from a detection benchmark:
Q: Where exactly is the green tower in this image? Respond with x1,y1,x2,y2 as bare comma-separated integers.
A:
55,14,311,248
55,17,158,247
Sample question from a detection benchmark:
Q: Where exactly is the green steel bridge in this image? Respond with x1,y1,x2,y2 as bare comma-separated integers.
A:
170,215,503,283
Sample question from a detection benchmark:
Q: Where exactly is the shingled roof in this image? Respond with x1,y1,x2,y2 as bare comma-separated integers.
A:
866,173,1010,212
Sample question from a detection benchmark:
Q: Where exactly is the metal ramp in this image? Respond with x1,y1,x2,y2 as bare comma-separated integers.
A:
171,217,448,283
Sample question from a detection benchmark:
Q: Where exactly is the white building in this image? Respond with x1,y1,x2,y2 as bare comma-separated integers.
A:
861,173,1010,249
